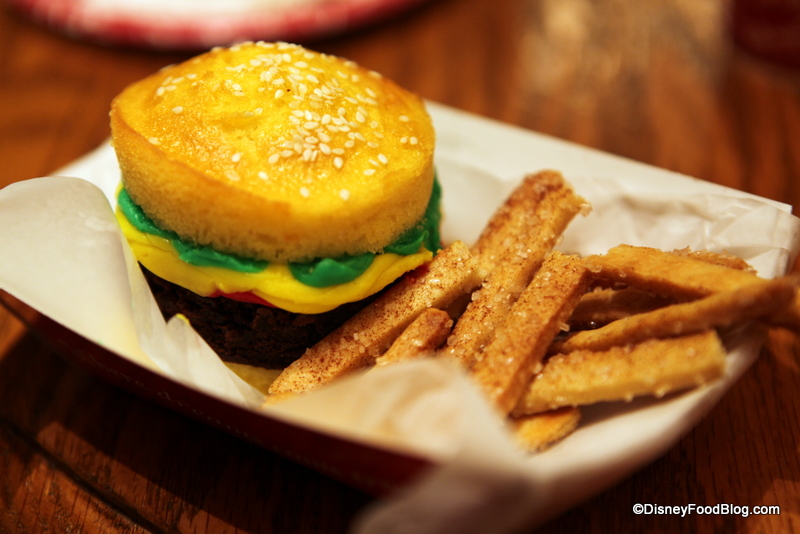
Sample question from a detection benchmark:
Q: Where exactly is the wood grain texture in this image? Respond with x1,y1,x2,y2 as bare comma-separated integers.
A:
1,0,799,531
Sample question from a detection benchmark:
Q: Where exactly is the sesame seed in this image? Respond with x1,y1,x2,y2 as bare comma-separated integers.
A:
300,187,310,197
410,137,419,145
258,171,268,179
319,143,331,154
272,78,285,85
226,171,240,181
378,154,388,164
172,106,183,114
275,89,284,98
231,152,242,162
364,169,376,176
332,148,345,155
281,150,294,157
400,137,408,143
268,154,280,164
399,115,409,122
334,157,344,169
148,137,161,145
339,189,350,200
165,85,177,91
156,87,165,96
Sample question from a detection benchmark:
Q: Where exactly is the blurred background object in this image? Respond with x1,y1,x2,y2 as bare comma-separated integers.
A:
730,0,800,69
1,0,433,49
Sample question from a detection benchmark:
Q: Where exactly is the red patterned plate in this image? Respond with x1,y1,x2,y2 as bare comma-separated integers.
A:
4,0,430,49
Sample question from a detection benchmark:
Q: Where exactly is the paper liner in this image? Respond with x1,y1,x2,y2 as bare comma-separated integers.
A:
1,102,799,533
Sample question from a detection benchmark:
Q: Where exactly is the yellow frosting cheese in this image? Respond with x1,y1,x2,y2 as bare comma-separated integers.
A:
116,208,433,314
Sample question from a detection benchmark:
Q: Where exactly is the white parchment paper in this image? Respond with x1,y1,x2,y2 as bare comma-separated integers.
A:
1,102,798,533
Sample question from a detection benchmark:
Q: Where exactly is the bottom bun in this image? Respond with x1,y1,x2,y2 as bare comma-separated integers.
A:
142,267,376,371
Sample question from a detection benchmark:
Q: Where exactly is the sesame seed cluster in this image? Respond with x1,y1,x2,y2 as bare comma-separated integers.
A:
146,41,428,202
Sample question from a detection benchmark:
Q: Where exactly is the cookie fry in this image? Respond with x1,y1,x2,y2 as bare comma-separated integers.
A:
515,330,726,415
442,171,588,366
568,287,672,330
552,275,798,354
584,244,759,299
511,407,581,452
375,308,453,366
471,252,592,414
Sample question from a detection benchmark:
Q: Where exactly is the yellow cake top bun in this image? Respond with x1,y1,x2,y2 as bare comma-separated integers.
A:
110,41,435,263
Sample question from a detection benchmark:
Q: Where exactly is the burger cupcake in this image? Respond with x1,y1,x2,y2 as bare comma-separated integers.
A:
110,41,440,389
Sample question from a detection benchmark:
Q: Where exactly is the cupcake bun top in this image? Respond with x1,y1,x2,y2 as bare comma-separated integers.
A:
110,41,435,263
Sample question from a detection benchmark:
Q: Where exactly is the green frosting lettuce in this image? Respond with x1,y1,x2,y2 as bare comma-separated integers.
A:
288,253,375,288
118,176,442,288
118,188,269,272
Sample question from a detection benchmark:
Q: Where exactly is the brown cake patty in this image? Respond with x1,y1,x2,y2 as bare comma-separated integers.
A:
142,267,377,370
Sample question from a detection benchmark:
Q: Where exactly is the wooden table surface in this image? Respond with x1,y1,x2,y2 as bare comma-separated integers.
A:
1,0,799,532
